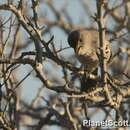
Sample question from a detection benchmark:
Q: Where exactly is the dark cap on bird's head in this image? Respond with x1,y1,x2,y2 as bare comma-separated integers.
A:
67,30,80,50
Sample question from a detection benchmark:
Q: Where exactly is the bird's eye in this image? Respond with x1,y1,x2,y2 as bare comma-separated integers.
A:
79,38,82,42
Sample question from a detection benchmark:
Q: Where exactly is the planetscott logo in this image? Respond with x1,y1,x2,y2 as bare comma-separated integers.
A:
83,119,130,128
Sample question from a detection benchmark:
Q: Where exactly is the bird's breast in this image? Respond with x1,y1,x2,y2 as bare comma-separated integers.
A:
77,53,98,66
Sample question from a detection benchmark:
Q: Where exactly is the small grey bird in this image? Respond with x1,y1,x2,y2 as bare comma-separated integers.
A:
68,29,111,76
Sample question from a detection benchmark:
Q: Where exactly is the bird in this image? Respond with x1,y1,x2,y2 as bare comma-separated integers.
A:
68,29,111,77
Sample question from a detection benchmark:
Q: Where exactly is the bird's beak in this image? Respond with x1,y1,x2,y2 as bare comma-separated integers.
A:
75,45,82,54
